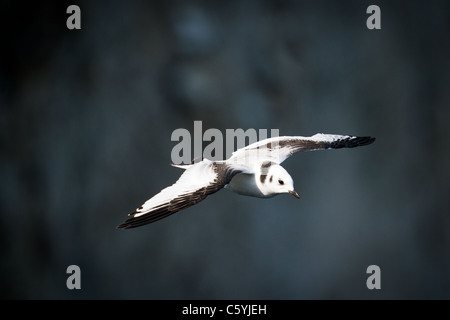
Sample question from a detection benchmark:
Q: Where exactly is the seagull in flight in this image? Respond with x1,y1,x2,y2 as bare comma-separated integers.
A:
118,134,375,229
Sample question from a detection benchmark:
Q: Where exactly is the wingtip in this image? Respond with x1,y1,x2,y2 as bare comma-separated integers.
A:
363,136,376,145
348,135,376,147
116,222,127,229
117,220,136,229
116,211,138,229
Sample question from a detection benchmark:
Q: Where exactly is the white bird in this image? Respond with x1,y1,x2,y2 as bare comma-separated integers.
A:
118,133,375,229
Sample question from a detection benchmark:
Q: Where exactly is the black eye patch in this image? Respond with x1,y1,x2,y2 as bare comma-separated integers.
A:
278,179,284,185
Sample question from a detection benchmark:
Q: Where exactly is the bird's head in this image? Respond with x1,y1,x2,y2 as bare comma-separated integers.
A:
261,164,300,199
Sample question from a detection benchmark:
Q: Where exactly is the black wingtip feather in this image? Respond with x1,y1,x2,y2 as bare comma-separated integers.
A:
117,208,175,229
331,136,375,149
347,136,376,148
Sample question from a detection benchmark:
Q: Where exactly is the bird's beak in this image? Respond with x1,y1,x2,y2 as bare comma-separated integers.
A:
288,190,300,199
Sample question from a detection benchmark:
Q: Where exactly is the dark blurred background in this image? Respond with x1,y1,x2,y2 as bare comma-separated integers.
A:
1,0,449,299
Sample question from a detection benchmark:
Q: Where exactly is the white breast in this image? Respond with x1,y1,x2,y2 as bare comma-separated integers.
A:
226,173,272,198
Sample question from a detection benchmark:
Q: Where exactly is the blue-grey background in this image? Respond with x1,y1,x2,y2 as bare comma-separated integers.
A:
1,0,449,299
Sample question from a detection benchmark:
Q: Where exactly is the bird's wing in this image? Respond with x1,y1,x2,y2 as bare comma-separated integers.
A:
118,160,242,228
229,134,375,165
